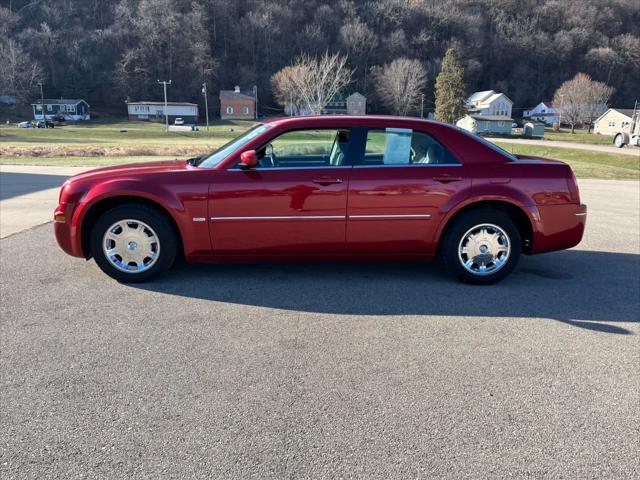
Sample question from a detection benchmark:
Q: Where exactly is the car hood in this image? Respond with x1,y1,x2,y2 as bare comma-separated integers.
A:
69,159,190,183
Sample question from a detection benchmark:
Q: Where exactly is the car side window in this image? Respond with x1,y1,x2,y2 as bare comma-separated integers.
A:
362,128,459,166
255,129,351,168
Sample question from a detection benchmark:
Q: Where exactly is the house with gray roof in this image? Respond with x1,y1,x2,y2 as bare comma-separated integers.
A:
466,90,513,119
32,98,90,121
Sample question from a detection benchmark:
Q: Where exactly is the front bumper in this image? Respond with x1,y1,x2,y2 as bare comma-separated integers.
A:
53,202,85,258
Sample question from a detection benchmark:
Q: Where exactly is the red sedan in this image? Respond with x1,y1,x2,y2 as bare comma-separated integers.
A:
54,116,586,284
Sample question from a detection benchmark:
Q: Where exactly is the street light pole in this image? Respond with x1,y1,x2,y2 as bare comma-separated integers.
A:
38,82,44,120
421,94,425,119
202,82,209,131
157,80,172,132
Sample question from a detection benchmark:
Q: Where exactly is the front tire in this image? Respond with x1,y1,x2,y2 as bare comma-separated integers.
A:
442,209,521,284
90,204,177,283
614,134,625,148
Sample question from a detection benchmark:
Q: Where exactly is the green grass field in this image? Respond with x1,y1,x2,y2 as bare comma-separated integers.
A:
541,128,614,145
1,120,637,180
495,143,639,180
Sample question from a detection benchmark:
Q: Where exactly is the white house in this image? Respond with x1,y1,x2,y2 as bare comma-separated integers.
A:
127,101,198,123
466,90,513,118
32,99,90,121
523,101,559,125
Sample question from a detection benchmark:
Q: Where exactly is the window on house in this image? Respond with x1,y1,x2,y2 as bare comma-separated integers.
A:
242,106,249,114
362,128,459,166
47,105,52,111
609,121,616,127
226,106,234,114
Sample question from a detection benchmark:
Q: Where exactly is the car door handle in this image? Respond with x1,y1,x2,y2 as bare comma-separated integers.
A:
312,178,343,185
433,175,463,183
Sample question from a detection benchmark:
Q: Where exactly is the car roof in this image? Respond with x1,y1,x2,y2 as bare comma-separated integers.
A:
263,115,447,130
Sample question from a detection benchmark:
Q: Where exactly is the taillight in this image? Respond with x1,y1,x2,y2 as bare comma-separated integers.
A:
566,168,580,204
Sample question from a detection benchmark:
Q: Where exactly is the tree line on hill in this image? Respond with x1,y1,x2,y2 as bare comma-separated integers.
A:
1,0,638,118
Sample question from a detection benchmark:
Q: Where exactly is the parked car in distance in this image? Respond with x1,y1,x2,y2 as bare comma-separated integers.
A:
36,120,55,128
54,115,587,284
174,117,185,125
18,121,33,128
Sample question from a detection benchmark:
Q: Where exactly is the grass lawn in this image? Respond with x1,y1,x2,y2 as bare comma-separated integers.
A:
494,143,639,180
0,119,255,155
542,128,614,145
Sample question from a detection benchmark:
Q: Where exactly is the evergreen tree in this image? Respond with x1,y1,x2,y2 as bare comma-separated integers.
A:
434,48,466,124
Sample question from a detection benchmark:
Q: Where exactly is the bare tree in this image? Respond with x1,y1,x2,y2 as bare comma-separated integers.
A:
553,73,614,133
0,39,43,104
286,52,353,115
271,65,308,114
372,58,427,116
340,18,377,89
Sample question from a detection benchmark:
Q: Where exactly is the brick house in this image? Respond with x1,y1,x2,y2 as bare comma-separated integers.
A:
219,86,256,120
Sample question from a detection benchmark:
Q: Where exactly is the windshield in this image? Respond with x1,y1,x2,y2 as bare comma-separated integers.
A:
196,124,271,168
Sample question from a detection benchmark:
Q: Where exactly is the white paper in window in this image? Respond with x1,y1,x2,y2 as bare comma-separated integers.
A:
383,128,412,165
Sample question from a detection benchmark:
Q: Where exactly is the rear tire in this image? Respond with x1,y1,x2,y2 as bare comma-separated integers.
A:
90,204,177,283
442,209,521,285
614,134,625,148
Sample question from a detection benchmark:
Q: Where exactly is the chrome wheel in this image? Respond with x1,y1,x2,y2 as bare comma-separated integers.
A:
458,223,511,276
102,219,160,273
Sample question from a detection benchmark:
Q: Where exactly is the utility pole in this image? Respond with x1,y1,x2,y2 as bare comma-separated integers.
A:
253,85,258,120
420,94,425,119
558,93,564,130
37,82,44,120
157,80,171,132
202,82,209,131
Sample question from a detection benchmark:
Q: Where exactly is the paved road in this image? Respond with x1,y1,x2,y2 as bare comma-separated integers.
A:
1,177,639,478
0,166,87,238
487,137,640,156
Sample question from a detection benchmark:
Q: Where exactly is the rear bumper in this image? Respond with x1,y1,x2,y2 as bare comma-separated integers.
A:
530,203,587,254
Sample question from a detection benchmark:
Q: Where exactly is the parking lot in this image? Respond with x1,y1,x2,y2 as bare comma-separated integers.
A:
1,170,639,478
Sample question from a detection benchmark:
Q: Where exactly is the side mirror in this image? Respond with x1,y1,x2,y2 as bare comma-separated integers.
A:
239,150,258,169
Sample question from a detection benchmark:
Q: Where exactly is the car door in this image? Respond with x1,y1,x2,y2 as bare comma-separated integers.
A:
209,128,352,254
346,127,470,254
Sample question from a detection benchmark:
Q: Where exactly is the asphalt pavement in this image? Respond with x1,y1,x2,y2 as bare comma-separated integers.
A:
1,178,639,479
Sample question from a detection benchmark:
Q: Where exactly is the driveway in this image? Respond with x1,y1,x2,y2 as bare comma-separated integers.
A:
486,137,640,156
1,170,639,478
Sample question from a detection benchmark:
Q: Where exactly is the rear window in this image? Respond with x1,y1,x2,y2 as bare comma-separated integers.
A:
454,126,518,161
